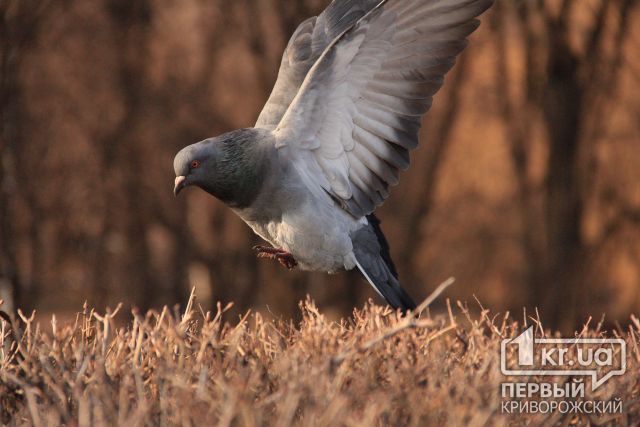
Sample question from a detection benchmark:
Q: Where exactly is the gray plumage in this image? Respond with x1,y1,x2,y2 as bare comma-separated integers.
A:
173,0,493,311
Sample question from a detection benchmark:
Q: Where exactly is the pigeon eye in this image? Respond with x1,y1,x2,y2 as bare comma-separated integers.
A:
191,160,200,169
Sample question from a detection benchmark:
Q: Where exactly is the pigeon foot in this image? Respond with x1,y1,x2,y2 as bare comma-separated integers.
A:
252,245,298,270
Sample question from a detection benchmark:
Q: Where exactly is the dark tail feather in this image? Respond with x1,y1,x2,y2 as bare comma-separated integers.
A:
354,255,417,312
353,214,417,312
366,214,398,278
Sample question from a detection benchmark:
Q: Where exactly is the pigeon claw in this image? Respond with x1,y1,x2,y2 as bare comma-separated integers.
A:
252,245,298,270
275,254,298,270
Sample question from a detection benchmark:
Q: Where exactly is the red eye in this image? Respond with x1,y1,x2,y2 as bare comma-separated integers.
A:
191,160,200,169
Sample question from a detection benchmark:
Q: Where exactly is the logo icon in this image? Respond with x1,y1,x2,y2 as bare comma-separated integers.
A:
501,326,626,390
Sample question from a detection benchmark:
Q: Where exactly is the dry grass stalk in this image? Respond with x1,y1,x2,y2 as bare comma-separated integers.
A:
0,291,638,426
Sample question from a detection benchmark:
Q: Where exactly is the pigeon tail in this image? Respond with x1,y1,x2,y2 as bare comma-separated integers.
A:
354,257,417,312
351,214,417,312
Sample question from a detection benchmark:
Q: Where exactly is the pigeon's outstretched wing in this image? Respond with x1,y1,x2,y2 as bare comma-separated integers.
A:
255,0,382,129
274,0,492,218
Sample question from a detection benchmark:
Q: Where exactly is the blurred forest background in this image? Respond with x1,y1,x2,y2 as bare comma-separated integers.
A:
1,0,639,329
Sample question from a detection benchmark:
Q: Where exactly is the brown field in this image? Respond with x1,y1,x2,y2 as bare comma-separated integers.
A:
3,0,640,331
1,286,638,426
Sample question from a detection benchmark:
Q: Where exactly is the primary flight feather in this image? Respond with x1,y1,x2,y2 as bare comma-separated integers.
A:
173,0,493,311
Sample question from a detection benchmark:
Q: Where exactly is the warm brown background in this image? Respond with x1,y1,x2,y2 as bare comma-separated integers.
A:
1,0,638,329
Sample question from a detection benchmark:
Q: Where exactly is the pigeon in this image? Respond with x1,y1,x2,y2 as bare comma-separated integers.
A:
173,0,493,311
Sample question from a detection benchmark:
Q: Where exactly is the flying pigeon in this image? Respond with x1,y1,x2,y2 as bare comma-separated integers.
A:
173,0,493,311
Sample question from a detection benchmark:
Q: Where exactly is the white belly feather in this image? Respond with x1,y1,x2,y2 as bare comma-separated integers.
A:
232,145,367,273
243,195,364,273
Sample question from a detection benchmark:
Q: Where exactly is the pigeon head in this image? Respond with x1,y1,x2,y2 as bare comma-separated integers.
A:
173,128,268,208
173,139,217,196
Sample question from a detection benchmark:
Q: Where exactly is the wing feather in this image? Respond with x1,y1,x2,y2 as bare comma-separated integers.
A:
361,91,431,116
353,125,410,170
272,0,493,217
255,1,383,128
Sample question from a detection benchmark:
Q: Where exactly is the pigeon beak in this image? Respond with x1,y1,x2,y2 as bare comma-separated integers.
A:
174,176,187,196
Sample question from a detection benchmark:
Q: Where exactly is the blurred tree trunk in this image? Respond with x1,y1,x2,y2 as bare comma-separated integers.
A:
0,7,21,311
542,20,584,327
105,0,155,310
0,0,63,311
490,1,547,319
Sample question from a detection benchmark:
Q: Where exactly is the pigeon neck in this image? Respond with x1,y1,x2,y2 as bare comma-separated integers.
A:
210,167,264,209
203,130,269,209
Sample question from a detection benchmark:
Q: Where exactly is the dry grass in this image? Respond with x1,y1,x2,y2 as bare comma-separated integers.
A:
1,285,639,426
